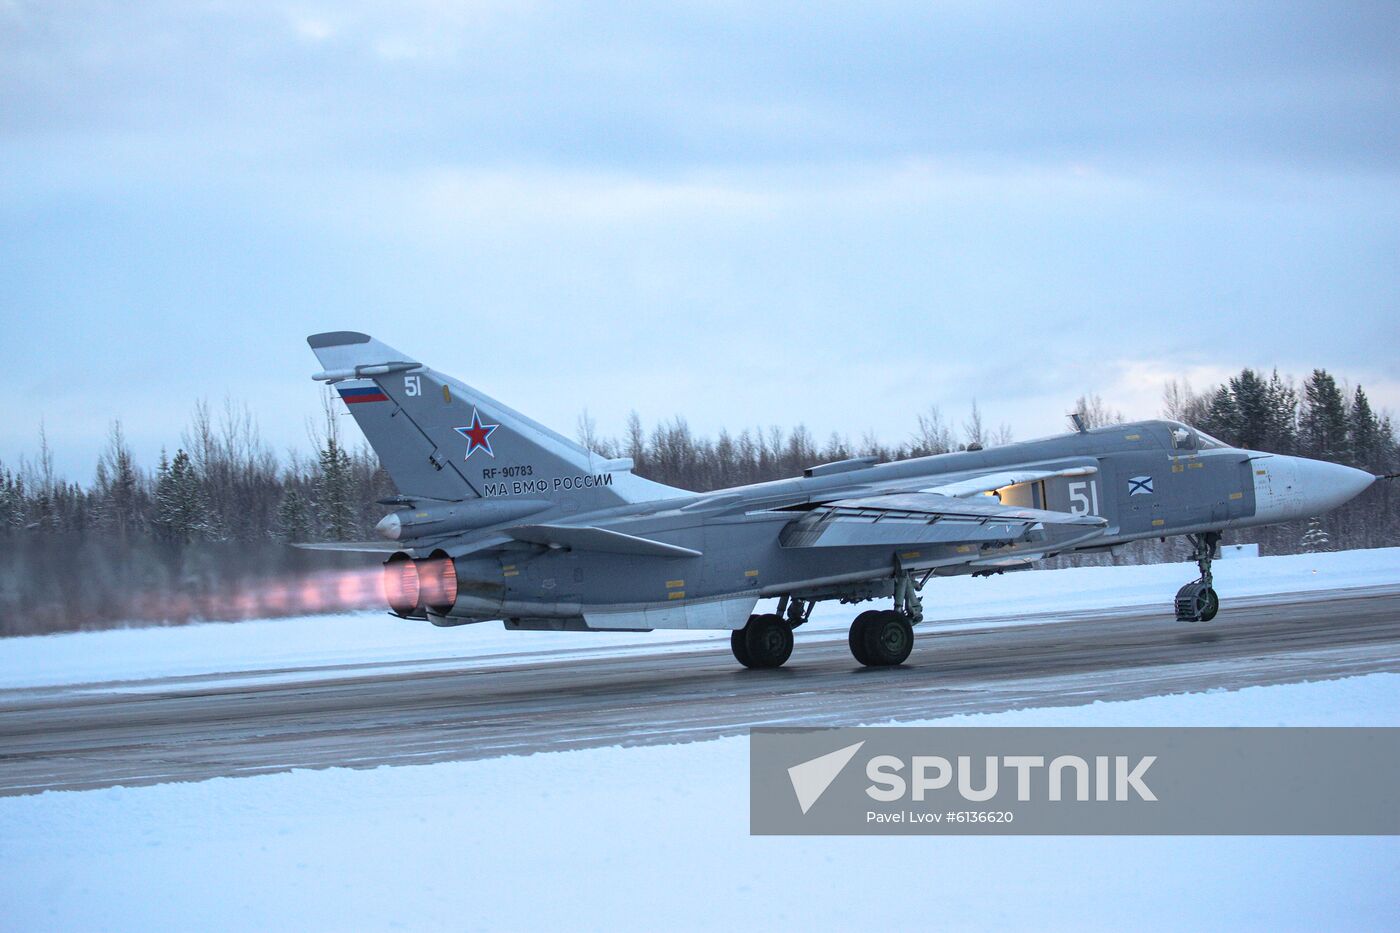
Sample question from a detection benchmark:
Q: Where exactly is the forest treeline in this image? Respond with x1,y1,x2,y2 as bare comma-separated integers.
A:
0,370,1395,635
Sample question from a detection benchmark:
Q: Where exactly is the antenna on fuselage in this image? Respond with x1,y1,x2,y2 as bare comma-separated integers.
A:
1069,412,1088,434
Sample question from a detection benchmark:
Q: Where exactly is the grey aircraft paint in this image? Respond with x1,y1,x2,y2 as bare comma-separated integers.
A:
305,332,1378,667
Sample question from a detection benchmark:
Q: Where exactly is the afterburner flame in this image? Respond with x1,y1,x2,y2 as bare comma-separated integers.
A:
147,556,463,624
383,559,421,616
418,556,458,611
134,567,391,623
246,568,386,618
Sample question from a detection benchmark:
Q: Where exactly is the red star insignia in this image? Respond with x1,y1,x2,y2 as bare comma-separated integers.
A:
454,408,499,459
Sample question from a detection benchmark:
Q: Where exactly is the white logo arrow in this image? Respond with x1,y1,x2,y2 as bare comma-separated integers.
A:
787,741,865,815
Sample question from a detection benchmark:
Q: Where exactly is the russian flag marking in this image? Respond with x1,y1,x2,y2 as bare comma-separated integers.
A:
339,386,390,405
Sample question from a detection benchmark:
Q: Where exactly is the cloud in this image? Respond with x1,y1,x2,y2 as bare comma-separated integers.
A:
2,1,1397,477
289,15,335,43
288,157,1153,249
6,1,1397,174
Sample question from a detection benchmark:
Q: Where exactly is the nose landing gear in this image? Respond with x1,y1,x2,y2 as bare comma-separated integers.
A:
1175,531,1221,622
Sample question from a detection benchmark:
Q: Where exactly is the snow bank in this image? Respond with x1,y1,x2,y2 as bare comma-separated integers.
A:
2,674,1397,931
2,547,1396,690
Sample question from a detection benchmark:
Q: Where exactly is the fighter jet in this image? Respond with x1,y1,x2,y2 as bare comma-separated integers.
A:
305,331,1379,668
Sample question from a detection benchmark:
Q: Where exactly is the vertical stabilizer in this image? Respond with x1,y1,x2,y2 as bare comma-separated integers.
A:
307,331,686,508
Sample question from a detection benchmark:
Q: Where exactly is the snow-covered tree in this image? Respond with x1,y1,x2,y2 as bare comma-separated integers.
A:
315,435,356,541
1299,369,1349,462
95,421,144,545
152,448,210,545
276,488,313,542
1300,517,1331,553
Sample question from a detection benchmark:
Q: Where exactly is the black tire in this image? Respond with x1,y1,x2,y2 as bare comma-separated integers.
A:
1198,587,1220,622
736,613,793,669
1175,582,1219,623
730,628,753,667
859,610,914,667
1175,582,1199,621
848,610,882,665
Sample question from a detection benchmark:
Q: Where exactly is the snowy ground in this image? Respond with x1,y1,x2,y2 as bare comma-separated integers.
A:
3,674,1398,931
2,547,1397,690
3,548,1398,930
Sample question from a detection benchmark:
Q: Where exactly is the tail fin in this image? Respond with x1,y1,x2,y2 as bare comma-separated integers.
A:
307,331,685,508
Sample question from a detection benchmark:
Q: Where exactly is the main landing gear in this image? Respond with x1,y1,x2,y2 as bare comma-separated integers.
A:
730,596,809,669
730,614,793,668
848,557,922,667
848,610,914,667
1175,531,1221,623
730,560,926,669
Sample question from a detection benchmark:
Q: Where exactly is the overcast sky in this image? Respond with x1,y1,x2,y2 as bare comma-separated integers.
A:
3,1,1398,480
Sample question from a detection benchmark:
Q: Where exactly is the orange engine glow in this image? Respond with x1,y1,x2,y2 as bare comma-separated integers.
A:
383,558,421,615
418,556,458,612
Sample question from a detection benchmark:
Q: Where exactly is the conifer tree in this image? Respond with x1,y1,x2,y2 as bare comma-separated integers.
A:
1202,385,1241,445
1348,386,1380,470
95,421,143,546
1299,370,1349,462
153,449,209,545
276,488,313,542
315,435,356,541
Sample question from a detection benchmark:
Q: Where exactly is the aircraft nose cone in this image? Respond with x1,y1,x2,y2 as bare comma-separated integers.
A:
1293,457,1375,515
375,512,402,540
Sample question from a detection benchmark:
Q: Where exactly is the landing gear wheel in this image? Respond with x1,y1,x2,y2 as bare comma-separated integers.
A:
732,613,793,669
848,610,883,666
852,610,913,667
1174,582,1219,623
729,629,753,667
1174,531,1223,623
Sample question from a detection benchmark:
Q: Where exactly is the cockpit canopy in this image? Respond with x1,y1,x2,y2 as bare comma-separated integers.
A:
1163,420,1229,452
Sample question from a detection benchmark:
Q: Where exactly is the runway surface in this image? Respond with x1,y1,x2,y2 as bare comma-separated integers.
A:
3,584,1399,796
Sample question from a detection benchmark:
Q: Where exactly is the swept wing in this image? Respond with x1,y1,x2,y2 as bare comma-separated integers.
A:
780,491,1105,550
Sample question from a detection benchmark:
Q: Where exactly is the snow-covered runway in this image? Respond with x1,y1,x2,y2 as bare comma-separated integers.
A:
3,549,1399,929
3,574,1399,795
3,675,1399,931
